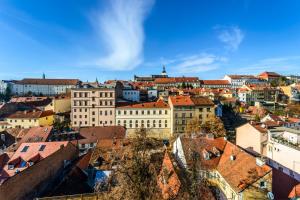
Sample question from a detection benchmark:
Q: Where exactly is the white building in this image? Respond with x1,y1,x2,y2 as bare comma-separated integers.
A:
0,80,12,94
266,127,300,181
122,89,140,102
224,75,265,88
147,89,158,100
116,99,171,138
12,78,80,96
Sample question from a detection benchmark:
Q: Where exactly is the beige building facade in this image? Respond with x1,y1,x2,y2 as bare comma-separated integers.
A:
116,100,171,138
71,87,117,127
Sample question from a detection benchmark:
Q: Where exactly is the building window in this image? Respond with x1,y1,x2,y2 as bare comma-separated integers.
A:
159,110,162,115
118,110,121,115
165,110,168,114
147,110,150,115
259,181,267,189
147,120,150,128
92,111,95,115
136,110,138,115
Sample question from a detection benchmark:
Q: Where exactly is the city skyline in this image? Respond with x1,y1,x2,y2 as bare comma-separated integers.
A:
1,0,300,81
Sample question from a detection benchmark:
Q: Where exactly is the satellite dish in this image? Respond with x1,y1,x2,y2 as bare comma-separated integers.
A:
267,192,274,200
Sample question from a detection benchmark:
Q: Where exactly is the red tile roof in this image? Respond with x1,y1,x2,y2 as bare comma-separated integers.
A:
258,71,281,78
15,126,53,148
191,96,215,106
78,126,126,144
169,96,194,106
17,78,79,85
201,80,230,85
157,151,181,199
181,137,227,170
227,75,257,79
217,142,272,192
0,141,69,178
154,77,199,84
6,110,54,119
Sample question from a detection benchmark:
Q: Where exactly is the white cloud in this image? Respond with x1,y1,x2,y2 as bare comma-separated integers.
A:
92,0,154,71
215,25,244,51
151,54,228,75
236,55,300,75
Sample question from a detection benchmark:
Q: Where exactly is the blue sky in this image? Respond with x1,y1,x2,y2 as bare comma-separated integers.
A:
1,0,300,81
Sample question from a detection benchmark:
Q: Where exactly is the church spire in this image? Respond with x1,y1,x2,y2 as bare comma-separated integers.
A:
42,73,46,79
161,65,167,76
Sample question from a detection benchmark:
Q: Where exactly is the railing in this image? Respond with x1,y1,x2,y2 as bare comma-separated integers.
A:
271,136,300,151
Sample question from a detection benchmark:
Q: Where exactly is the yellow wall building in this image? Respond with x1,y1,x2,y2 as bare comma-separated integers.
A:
5,110,54,128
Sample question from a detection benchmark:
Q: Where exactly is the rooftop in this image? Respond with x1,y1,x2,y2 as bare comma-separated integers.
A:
169,95,194,106
17,78,80,85
6,109,54,119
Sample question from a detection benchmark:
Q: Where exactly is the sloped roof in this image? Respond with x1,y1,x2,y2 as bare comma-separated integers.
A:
169,96,194,106
1,141,69,178
17,78,79,85
201,80,230,85
190,96,214,106
180,137,227,170
157,151,181,199
227,75,257,79
78,126,126,144
259,71,281,78
154,77,199,84
217,142,272,192
6,110,54,119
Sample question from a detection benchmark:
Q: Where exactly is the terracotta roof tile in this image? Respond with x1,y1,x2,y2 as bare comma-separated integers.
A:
17,78,79,85
157,151,181,199
201,80,230,85
191,96,214,106
217,142,272,192
169,96,194,106
7,110,54,119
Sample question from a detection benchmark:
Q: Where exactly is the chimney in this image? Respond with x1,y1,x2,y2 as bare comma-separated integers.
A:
256,157,266,167
1,134,5,142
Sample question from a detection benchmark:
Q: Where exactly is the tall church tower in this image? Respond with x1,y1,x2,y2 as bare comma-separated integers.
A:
161,65,167,76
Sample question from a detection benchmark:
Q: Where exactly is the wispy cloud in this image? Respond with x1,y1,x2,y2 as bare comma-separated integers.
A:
236,55,300,75
147,53,228,75
91,0,154,71
215,25,244,51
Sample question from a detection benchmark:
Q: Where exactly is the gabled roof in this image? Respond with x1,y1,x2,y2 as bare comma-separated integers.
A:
6,110,54,119
169,96,194,106
217,142,271,193
259,71,281,78
78,126,126,144
157,151,181,199
154,77,199,84
180,137,227,170
227,75,257,79
201,80,230,85
16,78,80,85
0,141,69,178
190,96,214,106
15,126,53,149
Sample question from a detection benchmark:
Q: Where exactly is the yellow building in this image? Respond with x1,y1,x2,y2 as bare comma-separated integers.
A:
45,95,71,113
168,95,215,134
5,110,54,128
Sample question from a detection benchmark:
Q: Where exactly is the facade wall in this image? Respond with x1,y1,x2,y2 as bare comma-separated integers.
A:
71,88,116,127
12,84,75,96
122,90,140,102
6,118,39,128
266,140,300,177
116,107,171,138
38,115,54,126
236,123,266,154
53,98,71,113
242,172,272,200
0,143,78,200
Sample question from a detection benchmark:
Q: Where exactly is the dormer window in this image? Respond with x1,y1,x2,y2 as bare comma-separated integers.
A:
212,147,221,157
8,164,14,170
202,149,210,160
